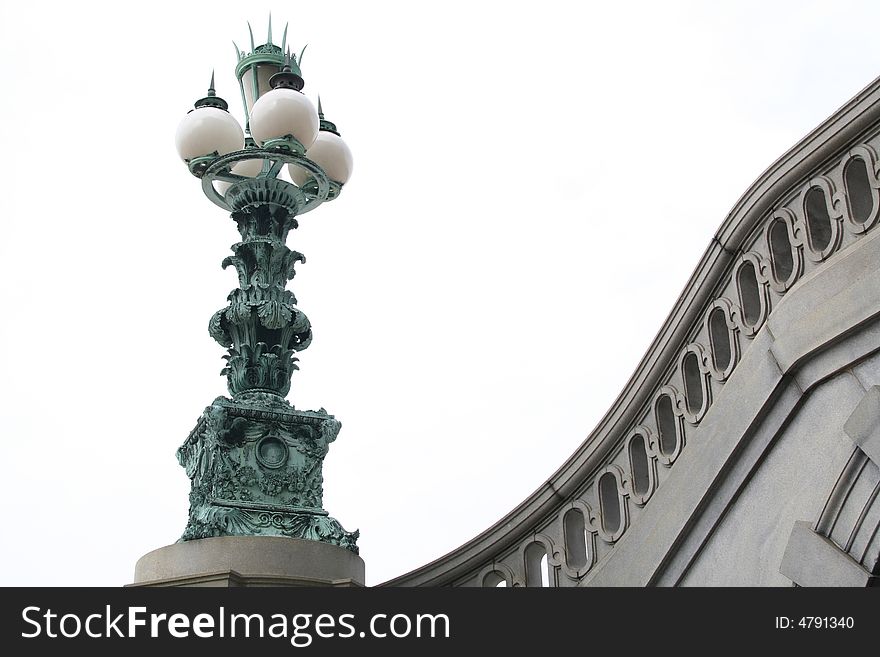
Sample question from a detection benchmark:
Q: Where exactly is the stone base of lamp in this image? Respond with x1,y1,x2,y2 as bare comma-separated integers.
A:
129,536,365,587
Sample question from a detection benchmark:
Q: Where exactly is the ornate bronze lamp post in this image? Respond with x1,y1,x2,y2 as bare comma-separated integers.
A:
133,21,359,586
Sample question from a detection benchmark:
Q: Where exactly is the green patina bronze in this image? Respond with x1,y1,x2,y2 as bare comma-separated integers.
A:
177,397,357,551
176,23,357,552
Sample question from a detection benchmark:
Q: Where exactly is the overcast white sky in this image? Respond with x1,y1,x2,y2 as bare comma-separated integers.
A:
1,1,879,586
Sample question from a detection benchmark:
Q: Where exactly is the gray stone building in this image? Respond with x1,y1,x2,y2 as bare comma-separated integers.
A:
383,74,880,587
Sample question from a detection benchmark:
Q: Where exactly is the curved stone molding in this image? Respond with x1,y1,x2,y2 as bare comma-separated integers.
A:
594,228,880,586
382,75,880,588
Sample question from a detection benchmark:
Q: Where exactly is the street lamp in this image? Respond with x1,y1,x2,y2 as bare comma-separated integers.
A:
170,21,358,555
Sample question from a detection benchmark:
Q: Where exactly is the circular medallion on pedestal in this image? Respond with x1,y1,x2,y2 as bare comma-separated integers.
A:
256,436,289,469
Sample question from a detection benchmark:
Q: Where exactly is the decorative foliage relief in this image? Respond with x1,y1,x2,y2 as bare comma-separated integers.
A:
177,394,359,553
209,203,313,398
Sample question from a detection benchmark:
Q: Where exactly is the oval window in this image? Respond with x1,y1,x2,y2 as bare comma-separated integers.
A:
737,261,761,328
708,307,731,372
563,509,588,570
768,219,795,283
844,157,873,225
804,186,833,252
629,434,650,497
482,570,507,587
682,351,703,416
598,473,621,535
656,394,678,457
524,543,549,587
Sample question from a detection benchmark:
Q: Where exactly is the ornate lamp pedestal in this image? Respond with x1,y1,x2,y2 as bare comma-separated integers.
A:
131,22,360,587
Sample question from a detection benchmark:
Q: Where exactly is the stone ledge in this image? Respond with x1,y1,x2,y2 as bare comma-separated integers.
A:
843,385,880,466
780,521,876,587
130,536,365,587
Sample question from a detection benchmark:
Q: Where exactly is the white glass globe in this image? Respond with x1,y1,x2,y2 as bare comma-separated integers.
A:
175,107,244,161
249,88,319,150
288,131,353,186
215,158,265,195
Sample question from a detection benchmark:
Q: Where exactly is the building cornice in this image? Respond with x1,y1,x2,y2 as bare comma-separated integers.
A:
383,75,880,587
